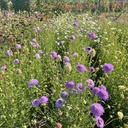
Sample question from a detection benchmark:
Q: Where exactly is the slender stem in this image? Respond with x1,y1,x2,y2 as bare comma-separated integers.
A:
104,118,118,127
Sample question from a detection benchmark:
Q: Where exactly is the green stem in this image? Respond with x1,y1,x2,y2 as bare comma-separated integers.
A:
104,118,118,127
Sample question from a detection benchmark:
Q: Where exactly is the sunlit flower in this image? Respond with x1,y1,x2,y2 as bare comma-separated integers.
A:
66,80,75,89
90,67,95,73
55,98,65,108
13,59,20,64
70,35,76,40
76,64,86,72
61,91,69,99
63,57,70,62
117,111,123,120
73,21,78,26
50,51,57,58
95,116,104,128
76,83,85,93
39,96,49,104
97,89,109,101
28,79,38,87
0,64,7,70
92,87,100,95
32,99,40,106
88,32,97,39
35,53,40,59
102,63,114,73
5,50,13,56
15,44,21,49
86,79,95,88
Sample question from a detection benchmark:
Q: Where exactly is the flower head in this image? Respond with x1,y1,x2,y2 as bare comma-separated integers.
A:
90,103,104,116
33,27,40,32
92,87,100,95
28,79,38,87
5,50,13,56
38,50,43,54
0,65,7,70
88,32,97,39
86,79,95,88
71,52,78,56
50,51,57,58
61,91,69,99
99,85,106,90
85,46,92,54
32,99,40,106
55,98,65,108
32,38,36,43
31,43,40,47
117,111,123,120
95,116,104,128
13,59,20,64
66,80,75,89
102,63,114,73
76,64,86,72
63,57,70,62
97,89,109,101
70,35,76,40
76,83,85,93
90,67,95,73
35,53,40,59
15,44,21,49
39,96,49,104
73,21,78,26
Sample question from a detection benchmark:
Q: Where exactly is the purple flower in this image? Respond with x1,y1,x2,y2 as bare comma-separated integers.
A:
59,41,65,45
0,65,7,70
33,27,40,32
32,99,40,106
90,103,105,116
97,89,109,101
61,91,69,99
63,57,70,62
31,43,40,47
40,96,49,104
13,59,20,64
70,35,76,40
86,79,95,88
71,52,78,56
50,51,57,58
76,64,86,72
73,21,78,26
88,32,97,39
102,63,114,73
92,87,100,95
76,83,85,93
32,39,36,43
28,79,38,87
55,98,65,108
79,28,84,33
15,44,21,49
38,50,43,54
35,53,40,59
99,85,106,90
95,116,104,128
85,46,92,54
5,50,12,56
89,67,95,73
66,80,75,89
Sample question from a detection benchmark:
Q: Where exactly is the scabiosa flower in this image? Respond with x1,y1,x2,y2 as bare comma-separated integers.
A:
97,89,109,101
90,103,105,116
13,59,20,64
59,41,65,45
33,27,40,32
63,57,70,62
31,43,40,47
71,52,78,56
39,96,49,104
35,53,40,59
0,64,7,70
32,38,36,43
85,46,92,54
28,79,38,87
5,50,13,56
73,21,78,26
76,83,85,93
55,98,65,108
15,44,21,49
50,51,57,58
76,64,86,72
95,116,104,128
61,91,69,99
99,85,106,90
38,50,43,54
32,99,40,106
66,80,75,89
92,87,100,95
102,63,114,73
70,35,76,40
86,79,95,88
90,67,95,73
88,32,97,39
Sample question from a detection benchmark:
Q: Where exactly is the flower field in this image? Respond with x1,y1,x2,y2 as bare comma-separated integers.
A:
0,5,128,128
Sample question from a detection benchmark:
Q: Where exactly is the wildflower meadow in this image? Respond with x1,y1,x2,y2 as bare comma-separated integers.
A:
0,0,128,128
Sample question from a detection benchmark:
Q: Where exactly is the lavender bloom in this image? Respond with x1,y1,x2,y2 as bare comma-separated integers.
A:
35,53,40,59
73,21,78,26
66,80,75,89
33,27,40,32
55,98,65,108
13,59,20,64
86,79,95,88
100,85,106,90
31,43,40,47
38,50,43,54
92,87,100,95
89,67,95,73
76,83,85,93
32,39,36,43
0,65,7,70
5,50,12,56
28,79,38,87
95,116,104,128
102,63,114,73
59,41,65,45
90,103,105,116
15,44,21,49
70,35,76,40
40,96,49,104
32,99,40,106
97,89,109,101
76,64,86,72
63,57,70,62
88,32,97,39
61,91,69,99
71,52,78,56
85,46,92,54
50,52,57,58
